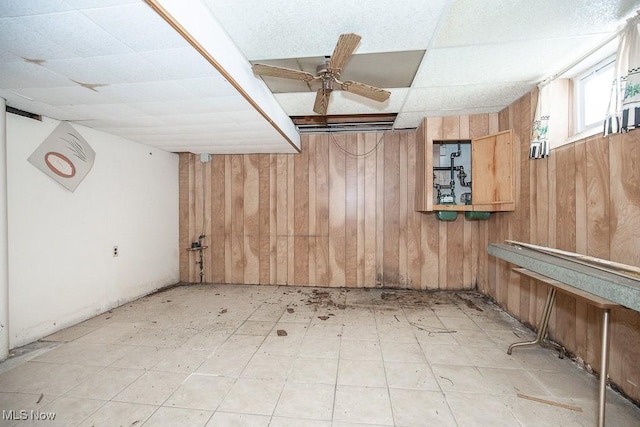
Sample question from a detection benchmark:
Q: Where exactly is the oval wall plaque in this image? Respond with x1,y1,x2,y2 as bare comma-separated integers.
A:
44,151,76,178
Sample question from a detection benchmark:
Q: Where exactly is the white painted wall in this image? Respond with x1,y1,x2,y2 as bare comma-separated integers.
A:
6,114,179,348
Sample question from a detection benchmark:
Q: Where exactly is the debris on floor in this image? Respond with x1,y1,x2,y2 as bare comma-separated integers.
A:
276,329,287,336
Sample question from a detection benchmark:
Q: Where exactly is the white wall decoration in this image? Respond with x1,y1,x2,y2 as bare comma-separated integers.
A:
27,122,95,192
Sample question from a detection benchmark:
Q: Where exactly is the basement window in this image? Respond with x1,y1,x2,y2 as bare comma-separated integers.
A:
573,56,615,134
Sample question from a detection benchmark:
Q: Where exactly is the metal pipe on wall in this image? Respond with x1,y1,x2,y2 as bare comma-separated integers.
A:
0,98,9,360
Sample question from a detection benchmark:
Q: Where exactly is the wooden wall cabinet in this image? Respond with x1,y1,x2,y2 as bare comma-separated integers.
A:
415,121,515,212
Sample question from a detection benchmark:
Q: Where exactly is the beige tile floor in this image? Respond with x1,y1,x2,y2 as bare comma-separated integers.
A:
0,284,639,426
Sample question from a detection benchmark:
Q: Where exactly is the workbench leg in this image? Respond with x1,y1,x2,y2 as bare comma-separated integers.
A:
508,287,564,357
598,308,611,427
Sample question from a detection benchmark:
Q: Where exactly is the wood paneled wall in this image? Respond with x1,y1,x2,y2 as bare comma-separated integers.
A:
180,114,497,289
478,89,640,401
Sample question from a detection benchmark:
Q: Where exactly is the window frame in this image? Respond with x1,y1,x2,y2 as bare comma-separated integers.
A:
573,55,616,135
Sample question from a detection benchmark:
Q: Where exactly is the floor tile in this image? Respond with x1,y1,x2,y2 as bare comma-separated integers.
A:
152,348,211,373
206,411,270,426
235,321,276,336
380,341,426,363
337,359,387,387
217,378,284,416
164,374,235,410
1,285,638,427
298,337,340,358
65,367,144,400
273,382,334,420
110,346,176,370
419,343,474,366
384,362,439,390
288,357,338,384
339,340,381,361
33,342,131,366
333,385,393,425
240,354,294,381
269,417,331,427
78,401,156,427
389,388,456,426
21,396,105,427
446,392,521,426
196,352,253,377
113,370,188,405
142,407,213,427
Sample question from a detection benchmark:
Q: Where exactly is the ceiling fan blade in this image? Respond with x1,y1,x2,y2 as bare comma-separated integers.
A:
328,33,361,73
313,88,331,115
252,63,315,82
340,80,391,102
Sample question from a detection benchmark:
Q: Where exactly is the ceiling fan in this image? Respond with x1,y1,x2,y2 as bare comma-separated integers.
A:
251,33,391,116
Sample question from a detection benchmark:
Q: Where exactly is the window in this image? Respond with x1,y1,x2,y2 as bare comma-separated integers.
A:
573,57,615,134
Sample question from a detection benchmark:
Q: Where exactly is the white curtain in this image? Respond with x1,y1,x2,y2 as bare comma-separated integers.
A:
529,84,550,159
604,14,640,135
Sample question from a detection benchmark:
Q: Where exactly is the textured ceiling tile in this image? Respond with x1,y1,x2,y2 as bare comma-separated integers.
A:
404,82,533,112
81,3,187,52
179,77,240,98
414,34,606,87
0,18,78,60
394,112,426,129
0,0,73,17
14,85,122,106
434,0,639,47
206,0,450,60
20,11,134,57
99,81,199,103
64,0,140,9
44,53,164,85
0,61,71,89
141,48,216,80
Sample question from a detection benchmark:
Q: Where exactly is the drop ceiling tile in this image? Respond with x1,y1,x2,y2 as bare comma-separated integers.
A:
0,18,78,60
64,0,140,9
179,77,241,98
434,0,636,48
0,61,71,89
141,48,217,80
404,82,533,112
414,35,606,87
0,0,73,17
394,112,426,129
99,81,198,103
206,0,450,60
14,85,122,106
45,53,164,85
81,3,187,52
19,11,134,57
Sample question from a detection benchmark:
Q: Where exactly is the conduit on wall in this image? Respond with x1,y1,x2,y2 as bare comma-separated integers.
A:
0,98,9,360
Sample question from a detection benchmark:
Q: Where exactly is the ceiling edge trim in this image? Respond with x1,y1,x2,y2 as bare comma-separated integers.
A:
145,0,301,153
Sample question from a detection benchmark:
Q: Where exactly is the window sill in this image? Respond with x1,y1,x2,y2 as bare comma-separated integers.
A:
552,127,601,150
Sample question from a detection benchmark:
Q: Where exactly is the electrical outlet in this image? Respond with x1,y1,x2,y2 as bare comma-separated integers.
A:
113,246,118,257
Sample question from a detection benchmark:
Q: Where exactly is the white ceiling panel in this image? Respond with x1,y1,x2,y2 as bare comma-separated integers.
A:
206,0,451,60
44,53,165,85
141,48,216,80
414,34,606,87
404,83,534,112
0,1,73,17
80,3,186,52
434,0,635,48
1,0,638,154
0,61,72,89
19,11,134,57
0,18,78,61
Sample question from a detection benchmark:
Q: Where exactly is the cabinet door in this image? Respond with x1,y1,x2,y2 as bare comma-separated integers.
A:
471,129,515,211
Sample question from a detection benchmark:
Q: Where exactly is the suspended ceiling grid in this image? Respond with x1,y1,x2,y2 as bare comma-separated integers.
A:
0,0,638,154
